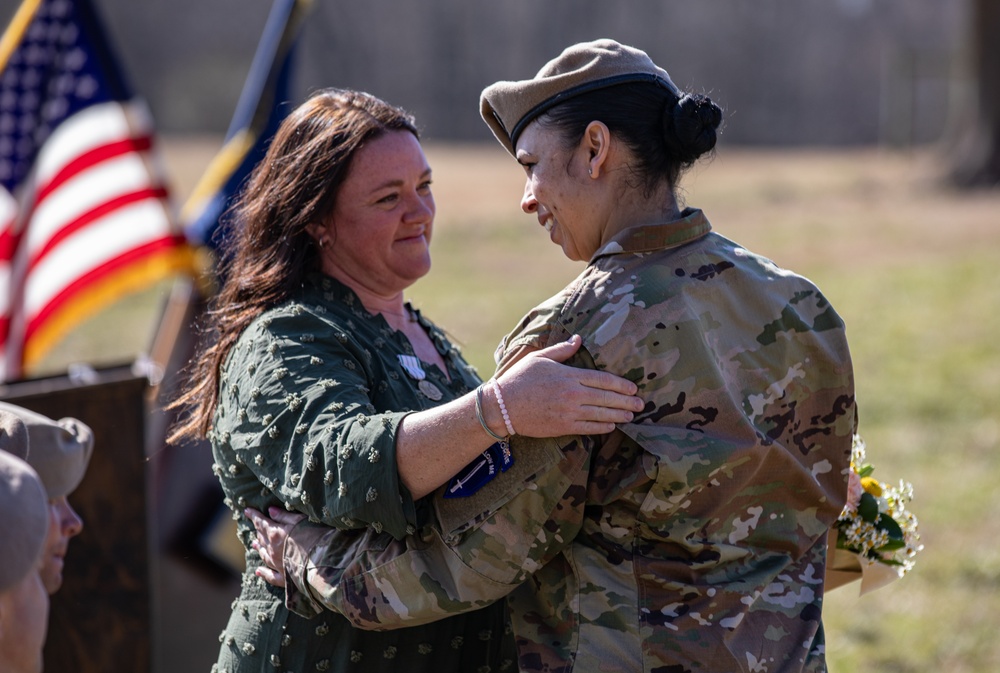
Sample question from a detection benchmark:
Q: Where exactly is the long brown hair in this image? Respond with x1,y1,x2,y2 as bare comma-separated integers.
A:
168,89,419,443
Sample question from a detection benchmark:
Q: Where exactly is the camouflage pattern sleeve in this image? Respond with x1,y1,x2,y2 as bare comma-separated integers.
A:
281,431,594,628
282,520,331,619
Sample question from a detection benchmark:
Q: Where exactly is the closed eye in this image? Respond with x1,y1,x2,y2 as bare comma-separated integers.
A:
516,149,536,175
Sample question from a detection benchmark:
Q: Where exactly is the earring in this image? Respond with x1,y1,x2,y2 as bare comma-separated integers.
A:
319,237,327,249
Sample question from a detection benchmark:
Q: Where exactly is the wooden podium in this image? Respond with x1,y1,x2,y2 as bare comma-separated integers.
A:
1,365,152,673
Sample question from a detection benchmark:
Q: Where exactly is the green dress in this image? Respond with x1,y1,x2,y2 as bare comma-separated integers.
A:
208,273,516,673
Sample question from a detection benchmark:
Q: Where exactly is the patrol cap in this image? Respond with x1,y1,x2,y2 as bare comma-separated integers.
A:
480,38,681,156
0,450,49,592
0,402,94,499
0,407,29,460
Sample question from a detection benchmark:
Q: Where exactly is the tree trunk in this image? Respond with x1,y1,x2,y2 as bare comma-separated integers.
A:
947,0,1000,187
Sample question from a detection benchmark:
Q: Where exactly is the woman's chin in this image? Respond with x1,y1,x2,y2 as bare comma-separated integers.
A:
402,254,433,283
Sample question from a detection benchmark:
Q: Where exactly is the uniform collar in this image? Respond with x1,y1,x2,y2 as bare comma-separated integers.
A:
589,208,711,263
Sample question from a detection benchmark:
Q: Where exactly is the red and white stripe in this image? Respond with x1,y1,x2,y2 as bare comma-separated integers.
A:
0,97,176,379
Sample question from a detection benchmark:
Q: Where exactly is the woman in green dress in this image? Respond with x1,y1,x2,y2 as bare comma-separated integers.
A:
168,88,642,673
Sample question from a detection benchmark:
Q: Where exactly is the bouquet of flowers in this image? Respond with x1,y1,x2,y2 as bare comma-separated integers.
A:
826,435,923,595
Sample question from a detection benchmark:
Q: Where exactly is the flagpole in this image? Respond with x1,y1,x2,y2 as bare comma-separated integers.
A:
142,0,312,504
143,0,311,416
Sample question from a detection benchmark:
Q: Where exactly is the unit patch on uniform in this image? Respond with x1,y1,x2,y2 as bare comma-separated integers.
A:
444,441,514,498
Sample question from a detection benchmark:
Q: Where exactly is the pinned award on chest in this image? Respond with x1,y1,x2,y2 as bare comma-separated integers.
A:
397,354,443,401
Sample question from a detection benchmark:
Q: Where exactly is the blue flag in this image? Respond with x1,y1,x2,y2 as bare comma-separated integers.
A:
182,0,311,254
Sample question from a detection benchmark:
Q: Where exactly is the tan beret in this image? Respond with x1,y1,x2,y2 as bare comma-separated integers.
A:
0,408,29,460
481,38,680,156
0,402,93,499
0,450,49,592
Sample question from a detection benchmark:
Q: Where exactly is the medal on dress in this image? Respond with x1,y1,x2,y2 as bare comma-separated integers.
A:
418,380,443,401
397,354,443,401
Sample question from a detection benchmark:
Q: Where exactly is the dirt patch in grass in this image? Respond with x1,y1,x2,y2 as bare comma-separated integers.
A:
684,148,999,272
421,142,1000,272
161,138,1000,274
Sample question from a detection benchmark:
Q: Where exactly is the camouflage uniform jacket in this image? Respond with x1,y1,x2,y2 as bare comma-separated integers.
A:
281,210,857,673
208,273,516,673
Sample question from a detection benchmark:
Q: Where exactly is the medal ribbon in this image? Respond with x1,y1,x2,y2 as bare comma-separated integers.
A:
397,354,426,381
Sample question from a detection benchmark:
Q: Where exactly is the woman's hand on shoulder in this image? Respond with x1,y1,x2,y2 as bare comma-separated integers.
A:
493,335,644,438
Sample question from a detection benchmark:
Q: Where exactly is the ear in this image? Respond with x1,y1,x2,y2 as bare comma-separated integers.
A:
582,121,611,179
305,223,327,243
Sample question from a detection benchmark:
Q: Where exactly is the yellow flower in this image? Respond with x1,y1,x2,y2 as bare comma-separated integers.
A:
861,476,883,497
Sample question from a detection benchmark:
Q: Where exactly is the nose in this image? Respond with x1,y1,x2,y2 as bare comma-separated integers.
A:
404,191,435,224
58,499,84,538
520,180,537,214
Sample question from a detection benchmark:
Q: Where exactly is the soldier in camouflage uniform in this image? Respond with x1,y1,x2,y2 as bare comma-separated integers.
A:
251,41,857,673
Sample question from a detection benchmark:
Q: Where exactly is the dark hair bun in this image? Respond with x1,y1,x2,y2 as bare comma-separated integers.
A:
664,93,722,163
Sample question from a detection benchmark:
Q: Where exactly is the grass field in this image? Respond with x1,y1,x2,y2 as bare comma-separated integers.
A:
40,139,1000,672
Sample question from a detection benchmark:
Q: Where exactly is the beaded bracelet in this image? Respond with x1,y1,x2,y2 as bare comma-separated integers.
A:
475,384,507,443
490,378,517,437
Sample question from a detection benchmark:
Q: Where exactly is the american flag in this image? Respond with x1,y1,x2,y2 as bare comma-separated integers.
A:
0,0,195,381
